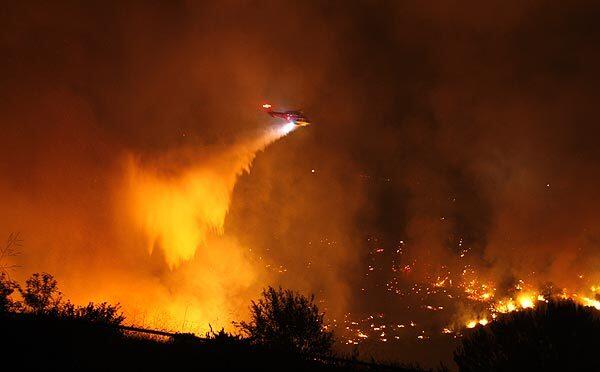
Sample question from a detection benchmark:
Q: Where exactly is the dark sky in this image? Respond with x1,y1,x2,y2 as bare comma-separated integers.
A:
1,0,600,366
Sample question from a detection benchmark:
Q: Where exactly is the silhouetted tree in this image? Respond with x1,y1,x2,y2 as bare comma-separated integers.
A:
59,301,125,325
77,302,125,325
0,272,19,312
19,272,61,313
237,286,334,358
454,299,600,371
204,325,249,349
0,233,21,275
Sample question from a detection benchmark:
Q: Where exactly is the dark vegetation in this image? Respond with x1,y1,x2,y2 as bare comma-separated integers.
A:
455,299,600,371
0,273,422,371
3,266,599,371
236,286,334,358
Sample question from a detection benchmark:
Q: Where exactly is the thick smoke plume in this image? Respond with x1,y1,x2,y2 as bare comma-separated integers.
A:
125,127,293,268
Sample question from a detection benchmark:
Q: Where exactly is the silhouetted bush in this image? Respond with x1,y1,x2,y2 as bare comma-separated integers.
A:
237,286,334,358
59,301,125,326
205,326,248,347
19,272,61,313
0,272,19,312
0,273,426,371
454,299,600,371
11,272,125,326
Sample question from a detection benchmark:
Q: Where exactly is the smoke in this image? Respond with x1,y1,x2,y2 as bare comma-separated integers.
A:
125,126,293,268
0,92,296,331
102,125,295,329
2,1,600,364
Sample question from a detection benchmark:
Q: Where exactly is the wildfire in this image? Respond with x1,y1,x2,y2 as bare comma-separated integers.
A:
580,297,600,310
517,294,535,309
334,233,600,348
460,287,600,332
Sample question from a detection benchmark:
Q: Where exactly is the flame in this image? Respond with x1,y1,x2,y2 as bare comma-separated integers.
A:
456,281,600,333
517,294,535,309
581,297,600,310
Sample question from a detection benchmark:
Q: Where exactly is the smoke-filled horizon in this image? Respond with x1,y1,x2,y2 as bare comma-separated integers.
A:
1,1,600,365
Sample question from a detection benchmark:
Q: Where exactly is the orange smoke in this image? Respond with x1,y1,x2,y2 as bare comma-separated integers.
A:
0,118,296,334
125,126,294,268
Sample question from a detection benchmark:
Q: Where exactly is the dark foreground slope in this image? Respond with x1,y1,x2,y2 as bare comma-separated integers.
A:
0,312,426,372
